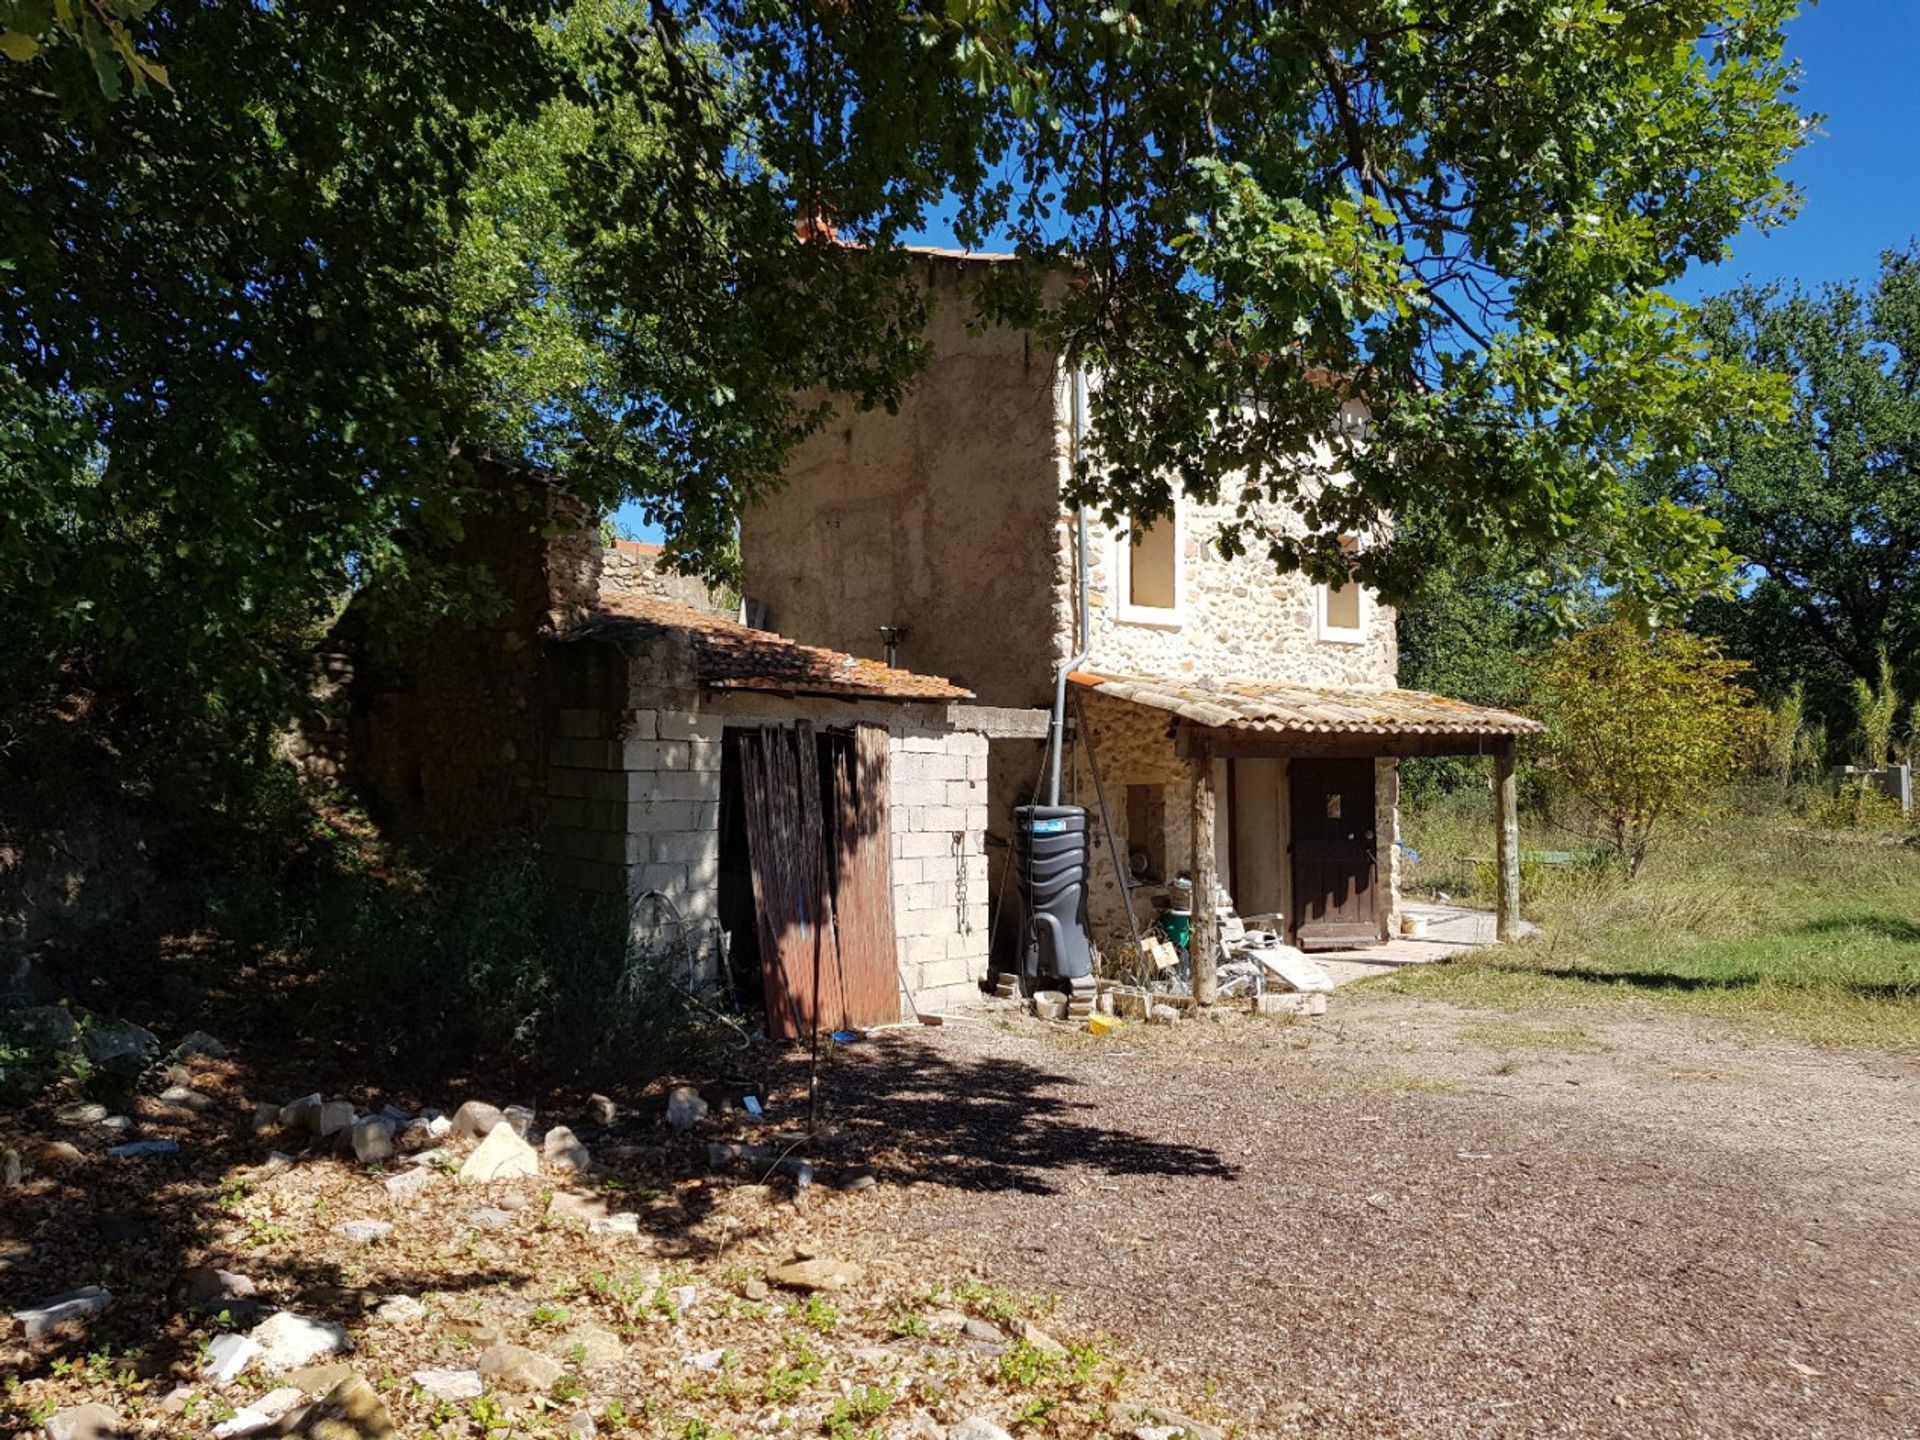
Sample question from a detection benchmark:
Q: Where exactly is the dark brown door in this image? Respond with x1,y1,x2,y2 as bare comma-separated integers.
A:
1289,758,1381,951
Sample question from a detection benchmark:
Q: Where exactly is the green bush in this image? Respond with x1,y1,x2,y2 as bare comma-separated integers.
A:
1810,778,1908,834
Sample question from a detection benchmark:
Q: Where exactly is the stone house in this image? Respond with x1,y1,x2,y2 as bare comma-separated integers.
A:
739,250,1540,972
322,464,993,1032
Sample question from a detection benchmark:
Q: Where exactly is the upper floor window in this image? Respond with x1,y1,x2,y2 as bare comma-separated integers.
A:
1115,511,1181,626
1316,534,1368,644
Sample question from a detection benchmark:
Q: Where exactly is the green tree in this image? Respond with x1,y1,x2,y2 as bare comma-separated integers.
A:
3,1,1812,785
1688,247,1920,731
1532,623,1758,877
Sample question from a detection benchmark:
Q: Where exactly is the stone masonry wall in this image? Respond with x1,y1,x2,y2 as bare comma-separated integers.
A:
599,540,732,614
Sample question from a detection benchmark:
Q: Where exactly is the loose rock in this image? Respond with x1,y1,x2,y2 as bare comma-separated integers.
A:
558,1323,623,1368
665,1085,708,1129
35,1140,83,1169
178,1267,258,1314
42,1403,120,1440
477,1342,564,1392
1020,1320,1066,1355
282,1362,358,1397
53,1101,108,1127
204,1332,262,1383
284,1374,398,1440
335,1220,392,1246
314,1100,355,1139
467,1207,515,1232
249,1311,351,1372
373,1295,428,1325
3,1147,20,1186
350,1117,394,1164
452,1101,505,1139
107,1139,178,1158
543,1125,591,1174
766,1256,863,1293
80,1018,158,1073
503,1104,536,1137
458,1122,540,1183
1136,1411,1226,1440
411,1368,483,1401
383,1167,437,1200
13,1285,111,1339
279,1095,323,1130
588,1093,617,1126
568,1412,595,1440
948,1421,1015,1440
174,1030,229,1059
159,1084,216,1113
587,1212,641,1238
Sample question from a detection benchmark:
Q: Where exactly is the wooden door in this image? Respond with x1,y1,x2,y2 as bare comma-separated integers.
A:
1288,758,1381,950
737,722,900,1038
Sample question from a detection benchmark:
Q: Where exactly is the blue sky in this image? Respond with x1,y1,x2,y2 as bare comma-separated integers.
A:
1673,0,1920,301
617,2,1908,538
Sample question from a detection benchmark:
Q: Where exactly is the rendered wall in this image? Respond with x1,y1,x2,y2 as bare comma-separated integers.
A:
737,256,1065,709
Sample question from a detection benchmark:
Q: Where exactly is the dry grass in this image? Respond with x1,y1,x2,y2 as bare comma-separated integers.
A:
1389,797,1920,1049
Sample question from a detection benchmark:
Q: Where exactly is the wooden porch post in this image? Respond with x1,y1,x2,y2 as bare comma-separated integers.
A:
1494,739,1520,942
1190,757,1219,1005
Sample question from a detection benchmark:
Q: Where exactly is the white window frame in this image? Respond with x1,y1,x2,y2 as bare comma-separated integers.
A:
1113,508,1184,629
1315,535,1370,645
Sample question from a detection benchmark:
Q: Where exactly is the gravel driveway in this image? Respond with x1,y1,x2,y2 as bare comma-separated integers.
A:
818,995,1920,1438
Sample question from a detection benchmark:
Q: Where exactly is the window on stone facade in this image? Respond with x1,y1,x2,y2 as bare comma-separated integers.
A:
1116,511,1180,623
1317,534,1366,643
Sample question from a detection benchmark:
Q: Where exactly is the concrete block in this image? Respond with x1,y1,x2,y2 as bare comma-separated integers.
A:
549,737,616,770
896,830,953,859
945,779,984,807
914,805,967,834
658,711,722,742
686,738,723,771
650,830,720,864
917,956,977,994
620,709,658,741
627,799,701,833
903,933,951,966
621,739,691,772
893,780,947,810
893,907,947,938
630,862,688,898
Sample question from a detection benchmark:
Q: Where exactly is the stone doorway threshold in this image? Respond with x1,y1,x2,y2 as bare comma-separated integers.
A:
1311,900,1529,988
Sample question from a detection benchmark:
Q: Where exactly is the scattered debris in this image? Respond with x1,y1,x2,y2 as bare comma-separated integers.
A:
107,1138,178,1158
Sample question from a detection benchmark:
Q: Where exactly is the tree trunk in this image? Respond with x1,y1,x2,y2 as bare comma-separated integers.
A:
1495,743,1521,942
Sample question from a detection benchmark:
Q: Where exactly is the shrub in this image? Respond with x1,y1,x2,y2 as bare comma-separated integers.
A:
1531,623,1759,878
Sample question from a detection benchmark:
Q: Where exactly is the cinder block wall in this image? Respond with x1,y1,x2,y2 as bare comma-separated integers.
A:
887,727,991,1011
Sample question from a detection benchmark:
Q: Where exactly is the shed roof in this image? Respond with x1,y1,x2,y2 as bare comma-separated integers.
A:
1070,671,1541,741
580,594,973,704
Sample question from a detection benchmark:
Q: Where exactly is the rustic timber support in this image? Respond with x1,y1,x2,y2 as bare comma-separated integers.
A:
1189,758,1219,1005
1494,738,1520,942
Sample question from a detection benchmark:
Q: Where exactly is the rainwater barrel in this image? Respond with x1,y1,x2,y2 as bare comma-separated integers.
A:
1012,805,1094,982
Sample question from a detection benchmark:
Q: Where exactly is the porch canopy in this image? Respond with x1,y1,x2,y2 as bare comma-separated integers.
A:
1068,670,1544,956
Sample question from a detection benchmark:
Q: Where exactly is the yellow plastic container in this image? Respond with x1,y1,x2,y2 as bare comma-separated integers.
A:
1088,1014,1122,1036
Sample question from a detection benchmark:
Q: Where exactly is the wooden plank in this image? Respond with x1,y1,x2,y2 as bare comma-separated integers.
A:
830,724,903,1027
1178,726,1526,761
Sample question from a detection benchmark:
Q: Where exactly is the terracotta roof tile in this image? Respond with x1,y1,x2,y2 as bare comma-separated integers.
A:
1070,670,1542,739
581,594,972,703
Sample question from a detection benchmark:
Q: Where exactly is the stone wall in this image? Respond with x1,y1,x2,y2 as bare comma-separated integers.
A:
1080,496,1398,689
600,540,732,614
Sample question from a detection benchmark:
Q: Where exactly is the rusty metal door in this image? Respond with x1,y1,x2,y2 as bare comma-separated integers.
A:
737,722,899,1037
1288,757,1381,950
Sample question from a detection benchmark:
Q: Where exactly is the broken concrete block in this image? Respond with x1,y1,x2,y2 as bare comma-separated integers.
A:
13,1286,111,1339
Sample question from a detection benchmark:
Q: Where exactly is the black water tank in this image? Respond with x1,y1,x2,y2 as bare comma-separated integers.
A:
1012,805,1094,982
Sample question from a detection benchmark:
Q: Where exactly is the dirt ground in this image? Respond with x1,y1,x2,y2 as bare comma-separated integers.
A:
820,993,1920,1439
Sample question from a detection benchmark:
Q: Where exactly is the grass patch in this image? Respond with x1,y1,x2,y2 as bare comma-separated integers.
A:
1388,800,1920,1048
